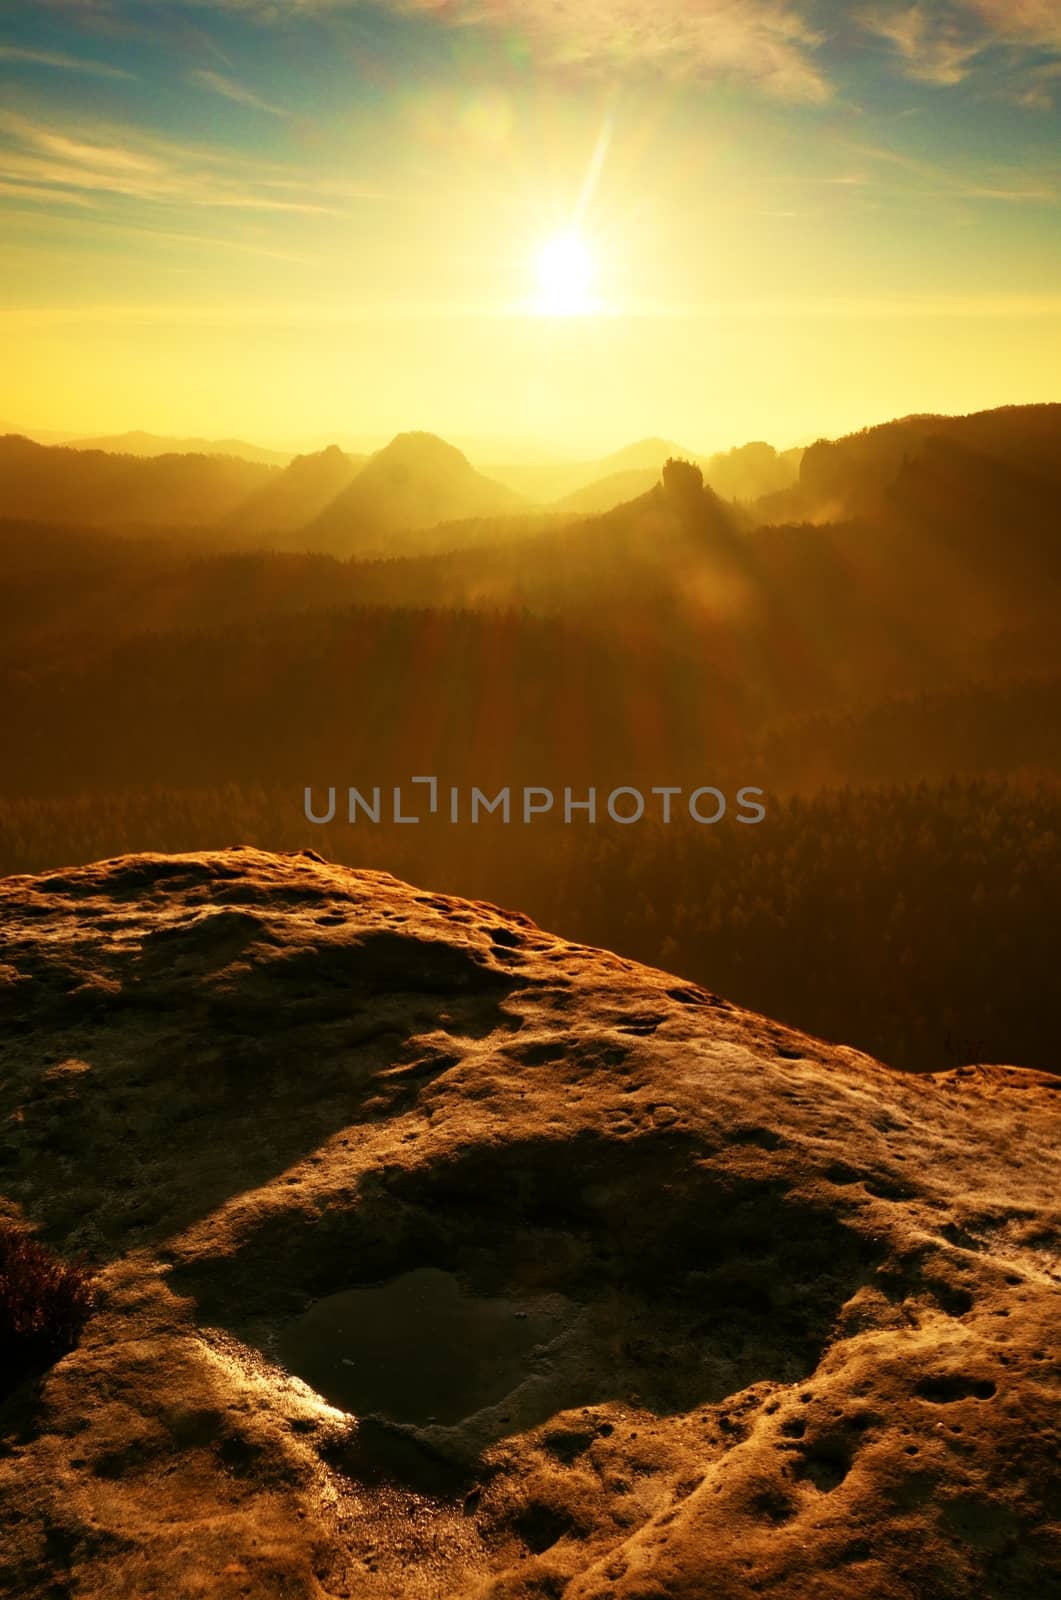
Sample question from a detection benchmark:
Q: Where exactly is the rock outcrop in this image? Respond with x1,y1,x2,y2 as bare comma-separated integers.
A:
0,848,1057,1599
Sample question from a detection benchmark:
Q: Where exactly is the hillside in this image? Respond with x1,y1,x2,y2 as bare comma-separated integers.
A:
759,403,1061,524
223,445,367,534
0,435,274,530
6,416,1061,800
549,443,804,517
487,438,697,504
0,431,520,549
306,432,525,555
553,466,660,514
490,439,801,513
0,847,1056,1599
704,441,803,502
62,430,291,467
593,436,701,476
298,434,1060,686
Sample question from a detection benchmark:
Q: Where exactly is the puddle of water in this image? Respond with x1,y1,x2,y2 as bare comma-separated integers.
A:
275,1268,569,1424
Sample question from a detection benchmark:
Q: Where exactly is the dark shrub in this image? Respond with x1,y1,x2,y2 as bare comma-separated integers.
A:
0,1220,96,1400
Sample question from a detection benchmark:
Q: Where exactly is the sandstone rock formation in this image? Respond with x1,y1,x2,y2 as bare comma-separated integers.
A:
0,848,1058,1599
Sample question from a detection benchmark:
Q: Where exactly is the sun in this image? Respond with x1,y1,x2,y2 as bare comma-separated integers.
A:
534,232,597,316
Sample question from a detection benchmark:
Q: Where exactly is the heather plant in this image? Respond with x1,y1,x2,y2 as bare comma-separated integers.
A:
0,1221,96,1399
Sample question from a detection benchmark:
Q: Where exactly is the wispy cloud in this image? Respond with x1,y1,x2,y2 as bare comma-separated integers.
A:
963,1,1061,52
959,183,1057,200
0,44,134,80
967,7,1061,108
133,0,830,103
389,0,832,103
1014,82,1055,111
2,207,320,270
861,1,1061,99
0,108,376,213
191,67,289,118
839,138,1057,204
860,5,984,84
0,179,98,207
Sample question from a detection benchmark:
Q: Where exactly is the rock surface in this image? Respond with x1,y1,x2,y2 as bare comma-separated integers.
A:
0,847,1058,1599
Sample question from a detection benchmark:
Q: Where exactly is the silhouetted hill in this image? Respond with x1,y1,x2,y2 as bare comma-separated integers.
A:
553,467,659,513
279,464,768,622
703,441,802,502
223,444,366,534
403,463,753,614
551,444,803,516
765,403,1061,523
281,434,1061,717
4,403,1060,721
6,402,1060,722
0,435,273,529
63,430,291,467
305,431,525,555
487,438,699,503
490,437,799,514
0,420,79,445
595,436,700,475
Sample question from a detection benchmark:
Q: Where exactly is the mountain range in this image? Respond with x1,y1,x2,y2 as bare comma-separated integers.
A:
0,428,805,541
304,431,525,556
0,430,522,551
60,429,292,467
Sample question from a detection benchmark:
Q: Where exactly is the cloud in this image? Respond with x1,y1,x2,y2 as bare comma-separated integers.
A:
838,138,1057,205
964,6,1061,106
0,109,376,213
0,44,134,79
1014,83,1055,110
958,182,1056,200
963,1,1061,52
861,5,984,84
22,124,165,175
2,203,320,267
388,0,832,102
0,179,98,206
191,67,290,117
72,0,827,103
861,1,1061,99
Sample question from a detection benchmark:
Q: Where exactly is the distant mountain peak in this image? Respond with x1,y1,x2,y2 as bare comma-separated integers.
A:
374,431,473,470
597,436,701,475
288,444,353,469
632,434,689,452
297,428,521,554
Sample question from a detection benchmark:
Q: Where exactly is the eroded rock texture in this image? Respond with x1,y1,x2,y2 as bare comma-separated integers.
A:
0,848,1058,1599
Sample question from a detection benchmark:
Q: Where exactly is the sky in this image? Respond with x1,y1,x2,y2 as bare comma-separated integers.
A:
1,0,1060,457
